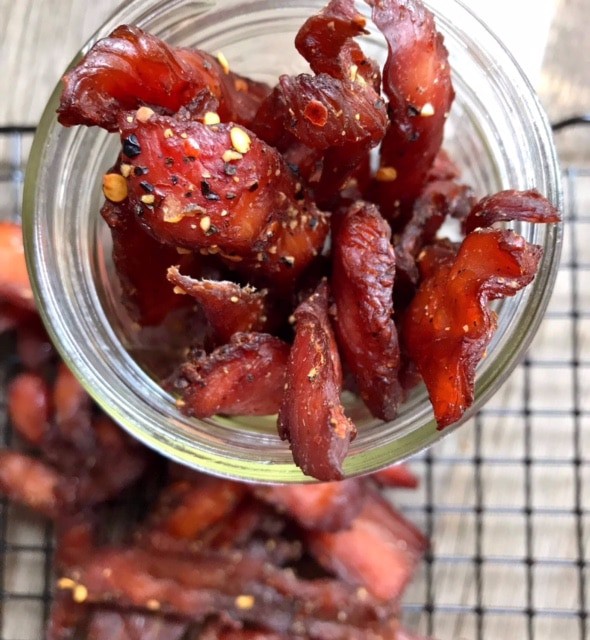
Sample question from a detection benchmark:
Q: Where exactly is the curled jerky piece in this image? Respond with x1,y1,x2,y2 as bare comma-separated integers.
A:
403,228,543,428
253,73,386,205
238,204,329,288
58,25,221,131
57,546,395,637
253,0,386,203
172,333,289,417
0,221,35,311
307,486,428,601
58,25,269,131
167,267,269,342
278,281,355,481
415,237,458,280
260,74,386,153
119,114,282,252
463,188,561,234
295,0,380,86
369,0,454,217
254,479,364,532
331,201,403,421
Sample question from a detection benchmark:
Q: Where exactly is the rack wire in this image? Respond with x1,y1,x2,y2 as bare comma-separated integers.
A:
0,125,588,640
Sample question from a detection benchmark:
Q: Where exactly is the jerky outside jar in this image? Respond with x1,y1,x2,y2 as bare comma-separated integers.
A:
23,0,562,482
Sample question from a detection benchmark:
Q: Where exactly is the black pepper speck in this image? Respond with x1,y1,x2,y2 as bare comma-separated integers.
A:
123,135,142,158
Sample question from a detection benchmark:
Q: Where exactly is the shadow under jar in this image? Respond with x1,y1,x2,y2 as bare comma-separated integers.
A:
23,0,562,482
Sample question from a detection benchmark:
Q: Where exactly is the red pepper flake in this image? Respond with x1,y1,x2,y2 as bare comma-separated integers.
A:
303,100,329,127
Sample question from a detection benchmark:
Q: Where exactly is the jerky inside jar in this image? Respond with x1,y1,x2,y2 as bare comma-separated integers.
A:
27,0,562,482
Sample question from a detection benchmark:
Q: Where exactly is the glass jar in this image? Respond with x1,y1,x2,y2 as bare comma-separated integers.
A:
22,0,562,482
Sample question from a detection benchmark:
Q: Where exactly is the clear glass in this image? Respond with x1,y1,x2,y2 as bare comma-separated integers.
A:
23,0,562,482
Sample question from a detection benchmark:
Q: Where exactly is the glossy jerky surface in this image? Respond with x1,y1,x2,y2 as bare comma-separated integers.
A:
368,0,454,217
278,282,356,481
102,197,202,326
254,479,364,532
118,112,328,287
331,201,403,420
172,333,290,418
166,267,270,343
463,188,561,234
57,25,269,132
403,228,543,428
307,487,428,601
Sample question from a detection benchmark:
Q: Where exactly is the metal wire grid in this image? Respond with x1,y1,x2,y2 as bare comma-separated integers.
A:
0,126,588,639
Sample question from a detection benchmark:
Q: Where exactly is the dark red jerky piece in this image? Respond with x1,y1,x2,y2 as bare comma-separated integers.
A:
52,362,95,455
306,486,428,601
402,228,543,429
15,314,56,370
172,332,289,417
236,203,329,289
278,282,355,481
201,623,293,640
144,476,247,541
0,451,65,519
0,221,35,311
57,546,396,637
331,201,403,421
415,237,458,280
204,500,281,552
8,368,150,510
55,513,98,570
57,21,270,131
87,610,188,640
102,197,202,327
295,0,379,87
139,499,294,564
71,414,151,506
212,57,272,128
368,0,454,217
0,301,36,334
57,25,223,131
253,73,386,204
393,197,446,292
254,479,364,532
166,267,269,342
119,113,323,269
371,463,419,489
273,74,386,151
8,371,52,447
393,179,473,290
119,114,276,252
46,593,89,640
463,189,561,234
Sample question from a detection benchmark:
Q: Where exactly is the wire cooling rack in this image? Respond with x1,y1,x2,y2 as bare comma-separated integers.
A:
0,125,588,640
